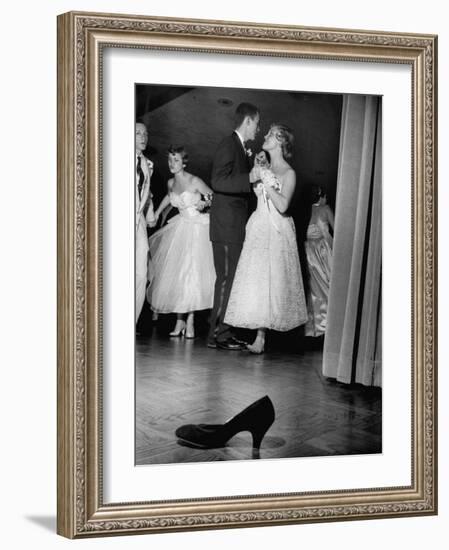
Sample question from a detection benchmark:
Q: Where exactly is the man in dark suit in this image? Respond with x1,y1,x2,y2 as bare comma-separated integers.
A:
207,103,260,350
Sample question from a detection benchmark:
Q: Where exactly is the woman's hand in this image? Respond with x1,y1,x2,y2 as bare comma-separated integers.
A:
260,168,281,192
148,211,160,228
249,165,260,183
196,192,213,212
146,158,154,178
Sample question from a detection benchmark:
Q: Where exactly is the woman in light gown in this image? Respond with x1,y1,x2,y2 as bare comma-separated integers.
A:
147,146,215,339
305,186,334,337
224,125,307,354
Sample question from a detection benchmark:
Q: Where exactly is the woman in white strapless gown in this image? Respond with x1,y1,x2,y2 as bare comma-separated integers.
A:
147,147,215,338
224,125,307,353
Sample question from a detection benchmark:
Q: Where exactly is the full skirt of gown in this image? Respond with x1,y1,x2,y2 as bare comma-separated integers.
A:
224,196,307,331
147,211,216,314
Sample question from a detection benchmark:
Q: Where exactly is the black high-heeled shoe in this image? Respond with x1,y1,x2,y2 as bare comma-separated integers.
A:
175,395,275,450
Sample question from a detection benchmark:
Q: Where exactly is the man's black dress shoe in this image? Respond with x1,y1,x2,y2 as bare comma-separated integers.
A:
206,340,217,349
230,336,248,346
216,338,246,351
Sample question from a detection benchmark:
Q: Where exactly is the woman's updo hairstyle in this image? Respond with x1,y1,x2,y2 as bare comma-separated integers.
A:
271,124,294,160
168,145,189,166
310,184,325,205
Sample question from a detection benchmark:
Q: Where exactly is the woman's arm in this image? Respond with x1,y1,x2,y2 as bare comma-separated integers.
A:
154,180,173,219
191,176,213,196
264,169,296,214
155,195,171,218
190,176,213,211
325,204,335,230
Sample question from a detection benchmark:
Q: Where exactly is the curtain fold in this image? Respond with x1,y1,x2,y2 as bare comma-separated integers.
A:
322,95,382,387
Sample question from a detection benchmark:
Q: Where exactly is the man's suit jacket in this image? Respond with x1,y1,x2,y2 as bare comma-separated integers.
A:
209,132,251,244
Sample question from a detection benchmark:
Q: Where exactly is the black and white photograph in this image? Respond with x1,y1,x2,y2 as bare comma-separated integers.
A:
134,83,382,466
2,0,444,544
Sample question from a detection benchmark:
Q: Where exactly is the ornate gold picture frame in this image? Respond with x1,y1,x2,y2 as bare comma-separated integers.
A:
57,11,437,538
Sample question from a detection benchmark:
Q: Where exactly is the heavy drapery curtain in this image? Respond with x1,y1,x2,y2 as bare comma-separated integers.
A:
322,95,382,387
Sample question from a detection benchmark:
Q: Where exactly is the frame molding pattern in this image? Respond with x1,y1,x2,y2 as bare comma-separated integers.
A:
57,11,437,538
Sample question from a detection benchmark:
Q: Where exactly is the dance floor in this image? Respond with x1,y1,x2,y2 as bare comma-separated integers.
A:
135,319,382,465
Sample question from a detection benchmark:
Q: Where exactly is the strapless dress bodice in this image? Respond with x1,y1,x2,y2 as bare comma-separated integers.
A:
170,190,202,218
307,223,324,239
168,190,211,225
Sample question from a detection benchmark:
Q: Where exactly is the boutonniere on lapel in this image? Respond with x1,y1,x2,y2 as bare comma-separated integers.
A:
145,157,154,177
245,147,253,158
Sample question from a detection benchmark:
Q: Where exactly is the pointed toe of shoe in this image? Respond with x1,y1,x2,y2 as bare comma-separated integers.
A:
175,423,209,447
175,423,225,448
175,424,196,440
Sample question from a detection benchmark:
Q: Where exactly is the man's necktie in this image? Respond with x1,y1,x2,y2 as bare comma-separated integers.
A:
243,142,251,170
137,156,144,199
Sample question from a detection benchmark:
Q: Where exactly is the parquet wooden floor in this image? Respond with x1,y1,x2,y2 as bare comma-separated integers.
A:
135,323,381,465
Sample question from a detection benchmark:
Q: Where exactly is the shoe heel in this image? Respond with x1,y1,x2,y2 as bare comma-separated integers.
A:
251,423,272,450
169,322,186,337
226,396,275,450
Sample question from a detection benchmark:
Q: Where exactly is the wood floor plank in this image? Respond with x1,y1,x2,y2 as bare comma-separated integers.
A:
135,332,382,464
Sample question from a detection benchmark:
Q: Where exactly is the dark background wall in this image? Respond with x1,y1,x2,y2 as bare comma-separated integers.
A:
136,84,343,332
136,84,343,232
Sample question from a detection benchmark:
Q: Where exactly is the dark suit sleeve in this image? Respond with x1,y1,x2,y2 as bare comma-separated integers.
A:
211,138,251,194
